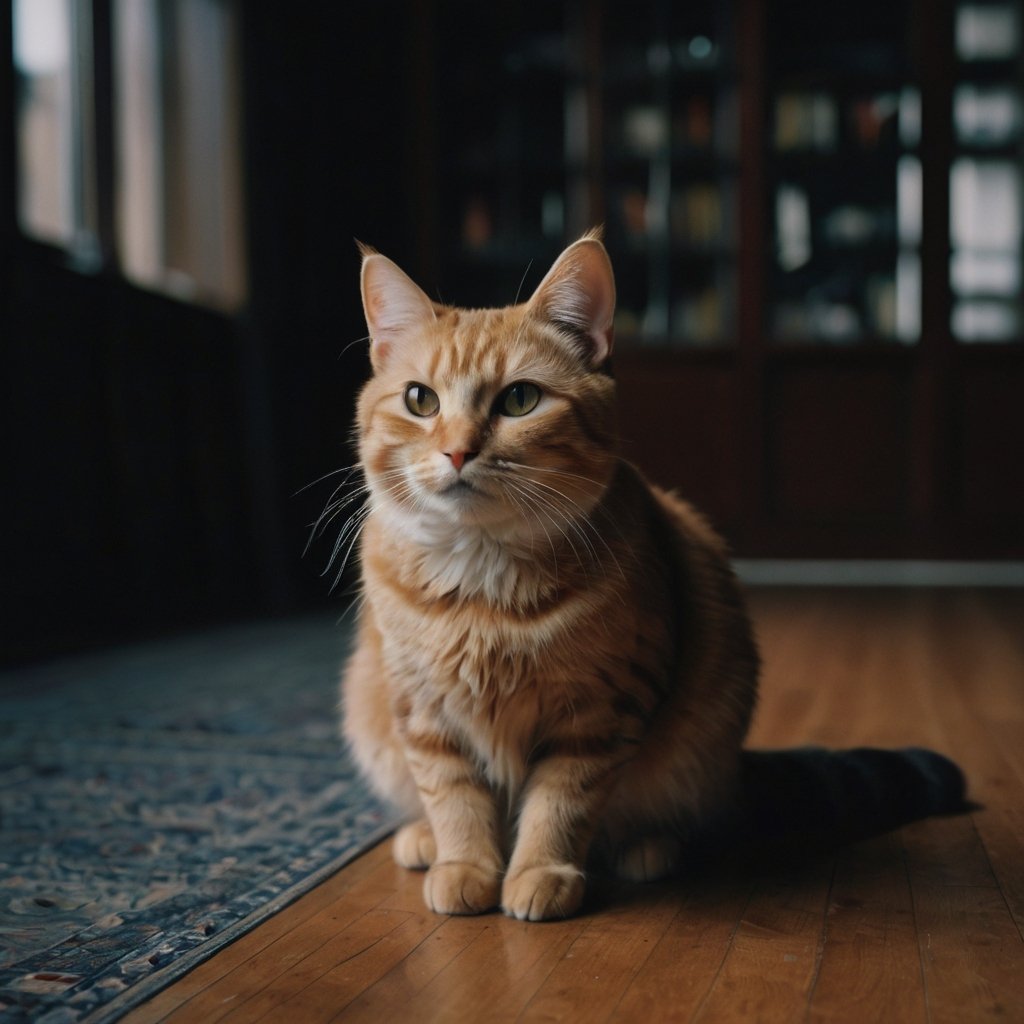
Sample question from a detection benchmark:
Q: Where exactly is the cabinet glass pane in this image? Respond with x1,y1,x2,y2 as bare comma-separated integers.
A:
435,5,568,307
767,0,918,345
602,0,738,347
951,2,1023,343
956,3,1020,59
432,2,738,347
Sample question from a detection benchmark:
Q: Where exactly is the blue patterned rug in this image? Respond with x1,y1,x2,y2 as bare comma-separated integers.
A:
0,614,397,1024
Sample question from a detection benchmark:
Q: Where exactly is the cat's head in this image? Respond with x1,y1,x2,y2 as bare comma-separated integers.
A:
356,233,618,539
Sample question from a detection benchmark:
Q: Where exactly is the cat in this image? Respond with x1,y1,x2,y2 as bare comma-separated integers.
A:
340,231,966,921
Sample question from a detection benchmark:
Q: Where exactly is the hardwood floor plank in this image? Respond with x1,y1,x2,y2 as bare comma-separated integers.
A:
214,907,428,1023
902,816,997,890
513,885,685,1023
806,832,925,1023
335,914,493,1022
904,813,1024,1022
690,858,835,1024
910,881,1024,1024
608,879,756,1023
377,915,582,1023
260,909,442,1022
914,594,1024,941
971,805,1024,942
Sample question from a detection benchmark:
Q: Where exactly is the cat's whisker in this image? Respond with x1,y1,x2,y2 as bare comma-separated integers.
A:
510,471,630,584
324,485,412,587
513,259,534,305
310,483,370,529
305,484,373,557
497,459,604,491
330,515,372,592
511,475,618,580
336,586,369,627
499,479,557,569
324,507,371,578
306,503,350,555
504,478,592,576
302,462,378,554
293,462,363,499
338,333,372,360
499,480,561,581
498,459,632,549
522,494,595,568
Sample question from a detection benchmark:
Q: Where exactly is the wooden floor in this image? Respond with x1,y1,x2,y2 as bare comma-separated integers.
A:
125,589,1024,1023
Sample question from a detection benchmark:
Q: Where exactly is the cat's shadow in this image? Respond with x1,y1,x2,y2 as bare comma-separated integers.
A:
576,803,979,922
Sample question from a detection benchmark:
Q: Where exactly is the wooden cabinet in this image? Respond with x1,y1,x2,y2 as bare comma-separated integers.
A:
413,0,1023,558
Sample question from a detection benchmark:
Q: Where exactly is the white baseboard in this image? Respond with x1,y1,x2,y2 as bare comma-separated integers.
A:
733,560,1024,587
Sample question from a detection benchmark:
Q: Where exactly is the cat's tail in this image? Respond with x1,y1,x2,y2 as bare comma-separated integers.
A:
735,746,970,851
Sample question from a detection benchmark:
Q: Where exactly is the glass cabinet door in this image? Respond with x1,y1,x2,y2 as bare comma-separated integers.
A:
435,4,570,306
433,0,739,348
601,0,739,347
950,0,1023,343
767,0,921,345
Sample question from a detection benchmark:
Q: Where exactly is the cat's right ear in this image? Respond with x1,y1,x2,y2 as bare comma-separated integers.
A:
526,232,616,369
359,244,436,371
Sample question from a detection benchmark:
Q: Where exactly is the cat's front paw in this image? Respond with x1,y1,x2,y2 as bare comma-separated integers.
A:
393,820,436,870
423,861,501,916
501,863,585,921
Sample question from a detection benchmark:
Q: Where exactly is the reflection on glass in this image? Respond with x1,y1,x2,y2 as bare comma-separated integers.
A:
951,159,1021,251
896,252,921,342
897,156,922,245
951,250,1021,294
954,85,1022,146
950,158,1022,341
775,93,837,151
951,3,1021,343
768,3,918,346
898,87,921,147
776,184,811,270
771,149,921,344
956,3,1020,60
600,1,738,346
953,301,1019,340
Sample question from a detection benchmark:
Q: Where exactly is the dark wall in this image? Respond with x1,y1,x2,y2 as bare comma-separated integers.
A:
1,5,419,663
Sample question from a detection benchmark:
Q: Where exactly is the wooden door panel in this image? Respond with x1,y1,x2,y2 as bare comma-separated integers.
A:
615,354,743,536
764,363,913,526
954,359,1024,556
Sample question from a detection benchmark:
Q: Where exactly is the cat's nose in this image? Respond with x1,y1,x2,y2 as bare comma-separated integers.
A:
445,451,478,472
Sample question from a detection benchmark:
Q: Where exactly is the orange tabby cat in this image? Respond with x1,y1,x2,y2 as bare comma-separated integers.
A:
341,231,759,921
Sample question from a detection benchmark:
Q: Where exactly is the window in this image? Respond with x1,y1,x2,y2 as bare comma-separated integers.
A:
11,0,246,311
13,0,98,261
114,0,246,309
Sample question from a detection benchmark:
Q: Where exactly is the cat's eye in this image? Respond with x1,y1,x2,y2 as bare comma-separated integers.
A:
404,383,439,417
497,382,541,417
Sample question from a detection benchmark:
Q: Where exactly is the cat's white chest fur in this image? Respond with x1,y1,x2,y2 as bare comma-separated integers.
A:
379,504,537,606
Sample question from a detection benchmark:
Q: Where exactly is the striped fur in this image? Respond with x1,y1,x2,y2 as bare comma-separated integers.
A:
342,236,759,920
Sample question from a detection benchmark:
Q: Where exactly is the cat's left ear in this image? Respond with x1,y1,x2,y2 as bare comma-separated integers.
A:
527,232,616,368
359,244,436,371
